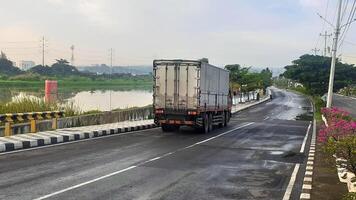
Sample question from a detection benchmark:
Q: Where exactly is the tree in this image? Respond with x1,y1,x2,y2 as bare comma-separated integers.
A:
51,59,79,76
55,59,70,65
0,51,23,75
282,54,356,95
260,67,273,93
29,59,80,76
225,64,272,93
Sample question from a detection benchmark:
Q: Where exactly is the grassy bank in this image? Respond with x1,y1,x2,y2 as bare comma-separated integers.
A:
0,77,153,88
0,97,82,116
0,97,152,117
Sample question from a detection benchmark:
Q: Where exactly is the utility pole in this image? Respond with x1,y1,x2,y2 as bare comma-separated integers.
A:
70,45,75,66
311,48,320,55
109,48,113,111
42,36,45,66
320,31,332,56
326,0,343,108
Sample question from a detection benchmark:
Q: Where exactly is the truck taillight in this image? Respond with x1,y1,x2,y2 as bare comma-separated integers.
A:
155,109,164,114
188,111,198,115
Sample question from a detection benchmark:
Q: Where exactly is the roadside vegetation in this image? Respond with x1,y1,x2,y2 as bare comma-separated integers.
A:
282,55,355,96
0,97,81,116
224,64,272,95
319,107,356,199
0,96,151,117
339,86,356,97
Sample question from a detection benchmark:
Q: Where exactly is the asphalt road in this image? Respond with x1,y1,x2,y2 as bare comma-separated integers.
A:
0,88,313,200
333,94,356,118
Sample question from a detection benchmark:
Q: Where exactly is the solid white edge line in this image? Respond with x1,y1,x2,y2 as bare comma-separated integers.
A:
282,163,300,200
33,122,254,200
300,122,312,153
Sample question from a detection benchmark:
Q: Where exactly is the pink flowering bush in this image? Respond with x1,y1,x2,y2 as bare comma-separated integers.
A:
319,107,356,175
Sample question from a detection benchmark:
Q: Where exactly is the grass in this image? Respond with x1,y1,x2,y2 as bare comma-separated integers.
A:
0,78,152,88
0,97,151,118
0,97,81,116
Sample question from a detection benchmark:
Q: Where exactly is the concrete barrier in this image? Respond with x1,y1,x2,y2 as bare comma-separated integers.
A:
0,106,153,137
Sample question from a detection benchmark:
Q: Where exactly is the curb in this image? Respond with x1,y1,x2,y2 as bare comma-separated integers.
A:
0,120,157,153
232,96,271,115
335,93,356,100
299,119,316,200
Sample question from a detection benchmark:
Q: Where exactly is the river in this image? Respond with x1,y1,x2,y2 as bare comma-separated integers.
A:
0,87,153,112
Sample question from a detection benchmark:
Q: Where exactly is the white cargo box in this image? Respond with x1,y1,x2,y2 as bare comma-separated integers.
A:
153,60,230,111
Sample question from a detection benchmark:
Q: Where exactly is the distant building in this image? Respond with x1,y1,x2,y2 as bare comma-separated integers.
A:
19,60,35,71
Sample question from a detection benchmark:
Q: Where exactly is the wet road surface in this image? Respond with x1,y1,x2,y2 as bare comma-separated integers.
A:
333,94,356,118
0,88,313,200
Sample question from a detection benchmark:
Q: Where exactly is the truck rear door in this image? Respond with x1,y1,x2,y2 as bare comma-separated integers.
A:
154,61,199,111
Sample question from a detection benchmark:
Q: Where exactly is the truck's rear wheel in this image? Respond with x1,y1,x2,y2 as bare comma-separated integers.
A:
223,112,229,127
219,112,226,128
202,113,209,133
208,114,213,132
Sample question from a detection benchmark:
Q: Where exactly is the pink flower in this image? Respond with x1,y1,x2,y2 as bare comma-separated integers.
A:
351,121,356,129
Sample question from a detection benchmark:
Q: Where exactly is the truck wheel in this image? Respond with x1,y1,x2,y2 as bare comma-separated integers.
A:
208,114,213,132
223,112,228,127
203,114,209,133
219,112,226,128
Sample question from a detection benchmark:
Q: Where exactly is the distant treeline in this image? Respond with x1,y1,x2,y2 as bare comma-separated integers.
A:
77,65,152,75
0,52,152,83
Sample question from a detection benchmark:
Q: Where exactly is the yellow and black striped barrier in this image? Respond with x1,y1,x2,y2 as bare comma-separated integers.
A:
0,111,64,137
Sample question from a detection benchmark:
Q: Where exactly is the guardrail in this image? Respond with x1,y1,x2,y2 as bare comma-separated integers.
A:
0,111,64,136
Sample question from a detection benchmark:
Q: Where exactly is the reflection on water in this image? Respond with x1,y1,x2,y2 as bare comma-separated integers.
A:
0,87,153,112
68,90,152,111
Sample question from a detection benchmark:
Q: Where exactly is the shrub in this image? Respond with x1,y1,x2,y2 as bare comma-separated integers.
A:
343,192,356,200
319,107,356,175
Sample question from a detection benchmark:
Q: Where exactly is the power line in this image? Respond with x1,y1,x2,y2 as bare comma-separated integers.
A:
41,36,46,66
339,0,356,47
341,0,350,22
315,0,331,52
70,45,75,66
320,31,332,56
109,48,114,111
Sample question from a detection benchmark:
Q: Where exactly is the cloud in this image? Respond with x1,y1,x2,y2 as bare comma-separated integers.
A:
76,0,112,26
299,0,324,8
46,0,64,5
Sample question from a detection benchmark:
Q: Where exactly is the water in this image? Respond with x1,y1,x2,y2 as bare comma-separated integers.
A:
0,87,153,112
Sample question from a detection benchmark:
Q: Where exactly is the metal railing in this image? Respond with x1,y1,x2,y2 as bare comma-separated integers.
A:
0,111,64,136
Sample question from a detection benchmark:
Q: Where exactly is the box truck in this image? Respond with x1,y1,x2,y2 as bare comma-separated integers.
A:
153,59,231,133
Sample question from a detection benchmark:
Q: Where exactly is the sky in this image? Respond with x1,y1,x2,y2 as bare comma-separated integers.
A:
0,0,356,69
